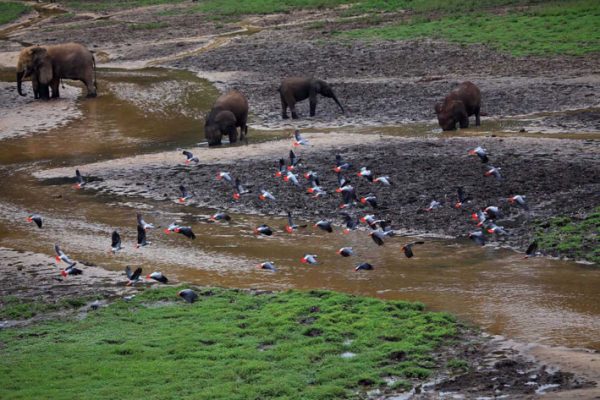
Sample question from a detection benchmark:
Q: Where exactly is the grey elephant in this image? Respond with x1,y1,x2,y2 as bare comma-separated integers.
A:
204,90,248,146
16,42,97,100
435,81,481,131
278,77,344,119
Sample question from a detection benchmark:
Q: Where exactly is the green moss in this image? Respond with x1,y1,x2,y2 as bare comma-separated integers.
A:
0,288,458,399
343,0,600,56
534,207,600,263
0,2,30,25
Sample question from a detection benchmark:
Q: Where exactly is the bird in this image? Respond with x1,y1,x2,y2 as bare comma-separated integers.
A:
146,271,168,284
484,166,502,180
357,166,373,182
307,176,326,197
360,193,378,209
174,226,196,239
178,289,198,303
74,169,86,189
508,195,529,210
61,265,83,277
216,171,233,183
355,262,374,271
471,210,487,227
485,222,509,235
287,149,301,170
179,185,193,203
483,206,503,219
259,189,276,201
340,187,358,209
275,158,286,178
111,230,122,253
233,178,250,200
136,225,149,248
314,219,333,233
125,266,142,286
292,129,308,146
284,170,300,186
524,241,538,258
27,214,42,228
425,200,443,212
209,212,231,222
469,230,486,246
337,247,354,257
335,173,351,192
285,211,306,233
54,244,76,268
182,150,199,164
301,254,318,265
340,212,359,233
257,262,276,271
360,214,382,229
401,241,425,258
137,213,154,230
455,187,472,209
333,154,351,173
374,176,392,186
304,171,318,181
370,230,387,246
164,222,179,234
254,224,273,236
468,146,489,163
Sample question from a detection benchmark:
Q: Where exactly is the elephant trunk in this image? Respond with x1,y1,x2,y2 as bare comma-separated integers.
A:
17,71,26,97
332,94,344,114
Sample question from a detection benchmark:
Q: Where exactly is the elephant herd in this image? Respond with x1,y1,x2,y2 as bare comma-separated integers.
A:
16,42,481,146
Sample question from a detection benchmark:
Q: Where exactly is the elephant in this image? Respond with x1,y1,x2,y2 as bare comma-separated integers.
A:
434,81,481,131
278,77,344,119
16,42,97,100
204,90,248,146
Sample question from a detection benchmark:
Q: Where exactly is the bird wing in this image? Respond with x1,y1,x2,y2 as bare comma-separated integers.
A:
75,169,84,183
54,244,63,257
125,266,133,279
179,185,188,197
111,231,121,247
182,150,193,159
137,225,146,245
131,267,142,281
371,232,384,246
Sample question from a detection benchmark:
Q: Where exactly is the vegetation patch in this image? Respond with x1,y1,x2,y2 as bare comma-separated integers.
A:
65,0,186,12
128,21,169,30
343,0,600,56
0,287,458,399
0,296,94,320
0,2,30,25
534,207,600,264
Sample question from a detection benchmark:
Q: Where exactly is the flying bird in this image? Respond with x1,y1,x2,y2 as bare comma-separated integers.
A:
174,226,196,239
74,169,86,189
340,187,358,209
111,230,122,253
209,212,231,222
337,247,354,257
340,212,359,233
355,262,374,271
455,187,472,209
314,219,333,233
254,224,273,236
233,178,251,200
468,146,489,163
257,262,277,271
374,176,392,186
54,244,76,268
333,154,351,173
287,149,301,170
425,200,443,212
125,266,142,286
216,171,233,183
146,271,168,284
178,289,198,303
61,265,82,277
292,129,309,146
182,150,199,164
301,254,319,265
275,158,286,178
179,185,193,203
508,195,528,210
483,206,503,220
284,170,300,186
27,214,43,228
401,241,425,258
285,211,306,233
484,166,502,180
137,213,154,230
259,189,276,201
360,193,378,209
357,166,373,182
469,230,486,246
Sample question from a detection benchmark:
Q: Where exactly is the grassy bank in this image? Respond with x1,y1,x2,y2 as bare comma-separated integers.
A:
0,287,458,399
0,2,30,25
0,295,95,320
343,0,600,56
535,207,600,264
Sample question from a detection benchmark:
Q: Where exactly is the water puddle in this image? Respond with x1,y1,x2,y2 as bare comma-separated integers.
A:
0,67,598,352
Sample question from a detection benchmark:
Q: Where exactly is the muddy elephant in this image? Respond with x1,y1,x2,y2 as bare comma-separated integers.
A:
16,43,97,100
435,81,481,131
278,77,344,119
204,90,248,146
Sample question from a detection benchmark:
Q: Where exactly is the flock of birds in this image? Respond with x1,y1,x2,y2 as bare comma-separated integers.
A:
26,130,538,304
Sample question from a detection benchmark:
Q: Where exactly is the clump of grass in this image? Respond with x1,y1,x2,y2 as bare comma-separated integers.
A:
0,2,30,25
0,288,458,399
534,207,600,263
447,358,469,372
343,0,600,56
128,21,168,30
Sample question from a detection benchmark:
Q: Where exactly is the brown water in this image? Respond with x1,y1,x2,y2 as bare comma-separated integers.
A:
0,68,598,351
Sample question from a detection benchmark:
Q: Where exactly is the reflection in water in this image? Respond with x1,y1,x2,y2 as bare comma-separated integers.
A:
0,68,598,351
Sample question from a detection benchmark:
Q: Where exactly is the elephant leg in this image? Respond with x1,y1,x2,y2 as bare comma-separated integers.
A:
459,116,469,129
309,94,317,117
38,84,50,100
475,107,481,126
280,92,289,119
50,79,60,98
32,78,40,99
84,73,97,98
228,129,238,144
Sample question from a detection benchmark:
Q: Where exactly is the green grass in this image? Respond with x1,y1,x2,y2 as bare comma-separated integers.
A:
343,0,600,56
0,2,30,25
534,207,600,263
0,296,94,320
0,287,458,399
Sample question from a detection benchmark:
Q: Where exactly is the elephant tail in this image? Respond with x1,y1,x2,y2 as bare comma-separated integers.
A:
92,53,97,89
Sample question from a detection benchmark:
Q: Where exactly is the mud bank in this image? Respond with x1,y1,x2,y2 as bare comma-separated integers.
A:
36,133,599,259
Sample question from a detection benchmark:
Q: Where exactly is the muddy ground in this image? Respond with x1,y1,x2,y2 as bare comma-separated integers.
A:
38,133,599,257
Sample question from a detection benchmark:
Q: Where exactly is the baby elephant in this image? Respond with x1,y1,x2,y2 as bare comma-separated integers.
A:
435,81,481,131
204,90,248,146
278,77,344,119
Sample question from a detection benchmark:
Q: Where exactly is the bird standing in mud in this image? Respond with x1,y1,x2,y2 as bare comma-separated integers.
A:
524,241,539,258
74,169,86,189
136,225,149,248
425,199,443,212
111,230,123,253
178,185,193,203
178,289,198,303
137,213,154,230
27,214,43,228
182,150,199,165
287,149,301,170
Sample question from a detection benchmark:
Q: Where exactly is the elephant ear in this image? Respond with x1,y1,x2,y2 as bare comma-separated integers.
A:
32,47,52,85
